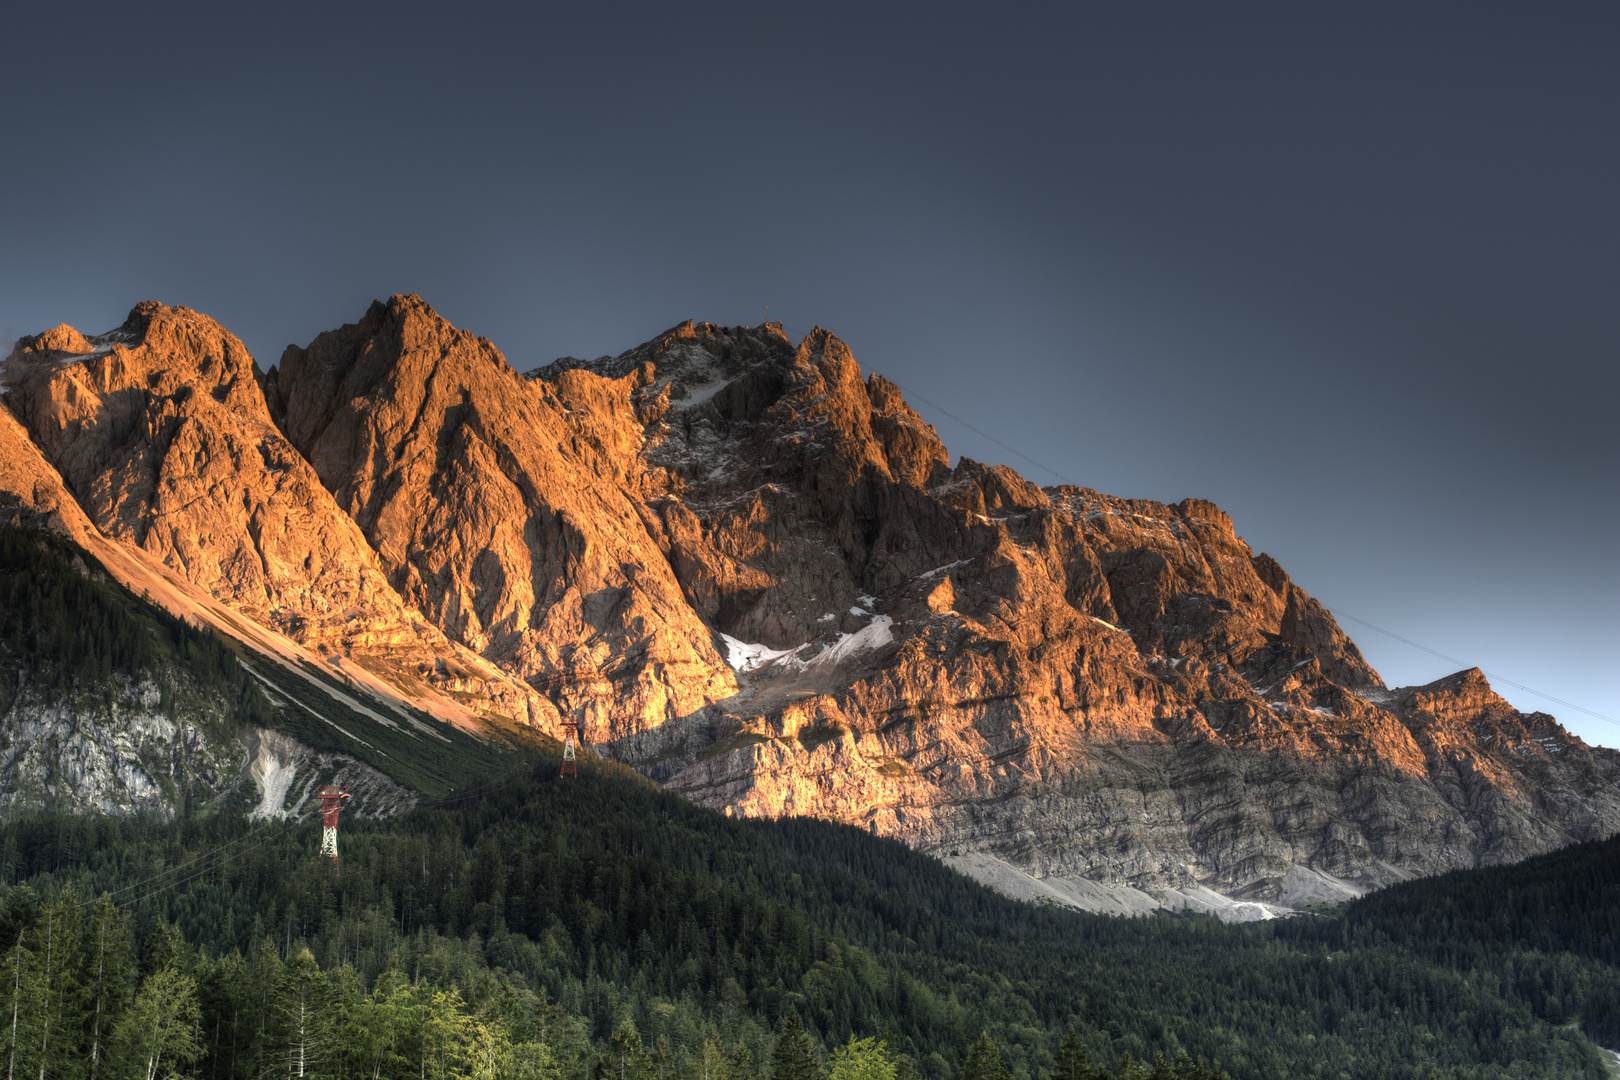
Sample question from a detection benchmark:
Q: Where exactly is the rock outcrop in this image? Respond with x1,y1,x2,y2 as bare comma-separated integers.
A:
266,296,736,741
519,317,1620,900
4,302,551,730
5,297,1616,902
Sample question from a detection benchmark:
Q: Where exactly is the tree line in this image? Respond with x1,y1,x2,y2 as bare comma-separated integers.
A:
0,880,1225,1080
0,765,1610,1080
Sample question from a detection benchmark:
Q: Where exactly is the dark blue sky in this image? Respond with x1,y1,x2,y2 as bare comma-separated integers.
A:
3,2,1615,744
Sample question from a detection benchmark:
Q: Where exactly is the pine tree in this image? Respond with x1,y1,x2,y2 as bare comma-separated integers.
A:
275,947,331,1079
960,1034,1010,1080
22,887,85,1080
1050,1030,1094,1080
108,966,201,1080
138,922,182,982
690,1034,732,1080
769,1012,818,1080
727,1039,758,1080
420,986,474,1079
828,1036,894,1080
2,934,29,1080
81,895,132,1080
605,1018,649,1080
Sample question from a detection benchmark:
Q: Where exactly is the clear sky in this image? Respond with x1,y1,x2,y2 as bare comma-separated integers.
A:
3,2,1615,746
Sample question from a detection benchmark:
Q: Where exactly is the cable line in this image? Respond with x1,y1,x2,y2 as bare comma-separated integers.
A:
771,319,1614,730
1327,608,1618,727
776,321,1078,487
89,818,282,902
107,816,307,911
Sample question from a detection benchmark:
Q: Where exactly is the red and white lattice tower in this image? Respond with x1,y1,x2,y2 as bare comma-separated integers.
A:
560,719,579,777
316,786,352,869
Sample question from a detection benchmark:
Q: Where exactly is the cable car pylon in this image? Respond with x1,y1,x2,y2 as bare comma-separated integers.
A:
316,786,351,872
560,719,580,777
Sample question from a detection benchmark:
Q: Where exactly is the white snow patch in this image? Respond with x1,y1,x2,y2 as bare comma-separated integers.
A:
803,616,893,671
856,595,877,610
722,615,896,678
848,607,865,617
720,634,804,674
676,377,735,407
918,560,970,580
1090,617,1128,633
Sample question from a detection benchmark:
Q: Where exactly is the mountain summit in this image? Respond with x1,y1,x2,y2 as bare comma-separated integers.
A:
4,297,1615,910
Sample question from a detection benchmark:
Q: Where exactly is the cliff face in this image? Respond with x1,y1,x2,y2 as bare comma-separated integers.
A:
514,319,1619,899
266,296,734,740
4,300,1616,902
4,303,552,731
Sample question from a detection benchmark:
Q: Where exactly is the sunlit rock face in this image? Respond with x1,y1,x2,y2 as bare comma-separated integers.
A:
516,315,1620,900
267,296,737,742
3,301,551,729
5,298,1617,898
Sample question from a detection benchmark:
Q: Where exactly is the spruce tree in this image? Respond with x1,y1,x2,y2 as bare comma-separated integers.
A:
960,1034,1010,1080
108,966,202,1080
769,1011,818,1080
275,947,331,1079
606,1018,649,1080
81,895,132,1080
1051,1030,1094,1080
22,887,86,1080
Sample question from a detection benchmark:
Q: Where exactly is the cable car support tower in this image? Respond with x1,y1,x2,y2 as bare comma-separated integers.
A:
317,786,352,872
560,719,580,777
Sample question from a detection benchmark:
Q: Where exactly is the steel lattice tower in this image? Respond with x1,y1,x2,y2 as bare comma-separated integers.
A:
316,786,352,870
560,719,579,777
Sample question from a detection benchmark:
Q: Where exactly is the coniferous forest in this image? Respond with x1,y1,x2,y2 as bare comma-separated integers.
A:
0,528,1617,1079
0,767,1614,1080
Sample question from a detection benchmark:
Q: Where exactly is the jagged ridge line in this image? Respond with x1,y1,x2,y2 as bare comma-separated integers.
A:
777,321,1076,486
776,321,1615,730
1328,608,1618,727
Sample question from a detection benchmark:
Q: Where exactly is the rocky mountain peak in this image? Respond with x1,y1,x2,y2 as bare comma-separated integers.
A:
14,323,95,356
3,295,1614,911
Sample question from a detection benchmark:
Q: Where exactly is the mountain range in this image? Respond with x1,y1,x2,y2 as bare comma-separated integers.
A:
2,296,1615,916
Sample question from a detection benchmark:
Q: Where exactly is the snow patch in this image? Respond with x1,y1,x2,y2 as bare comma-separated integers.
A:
248,740,298,820
676,377,735,407
719,615,896,677
720,634,804,674
804,616,893,671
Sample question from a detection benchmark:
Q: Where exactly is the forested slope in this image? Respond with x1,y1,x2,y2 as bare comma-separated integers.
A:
0,761,1612,1080
0,524,527,816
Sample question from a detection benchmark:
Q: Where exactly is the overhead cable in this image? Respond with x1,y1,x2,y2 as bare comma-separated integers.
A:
771,318,1615,730
1327,608,1618,728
